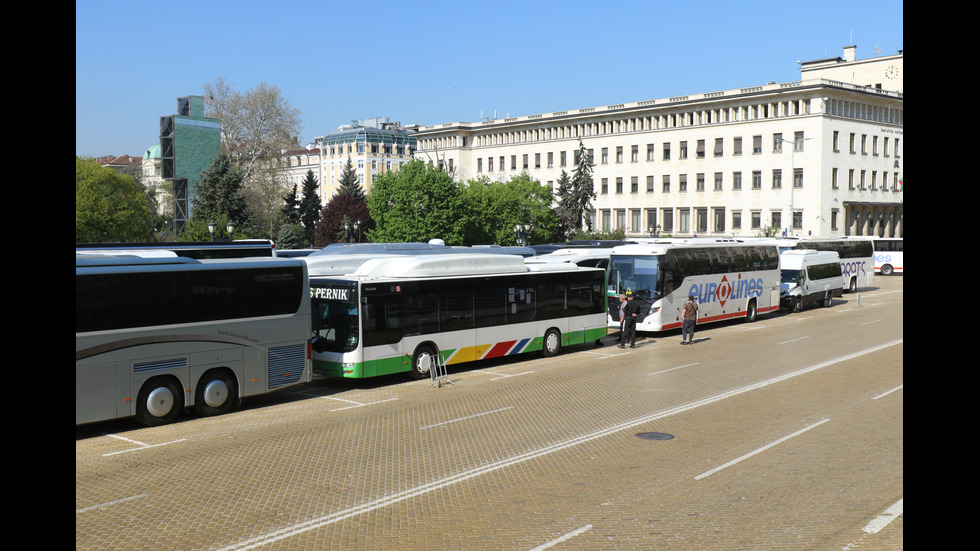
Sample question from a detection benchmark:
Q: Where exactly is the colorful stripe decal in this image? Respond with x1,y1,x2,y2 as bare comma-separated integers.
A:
446,337,537,365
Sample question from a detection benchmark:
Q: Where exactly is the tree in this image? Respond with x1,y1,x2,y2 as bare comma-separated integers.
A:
316,160,373,246
316,192,373,246
190,152,254,237
76,157,153,242
553,169,578,240
202,77,302,184
366,159,471,244
337,156,364,201
462,173,559,245
298,170,321,244
280,183,300,225
570,140,597,232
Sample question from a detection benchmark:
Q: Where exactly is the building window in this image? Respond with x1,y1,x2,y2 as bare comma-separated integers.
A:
733,137,742,156
772,169,782,189
713,207,725,233
631,176,638,194
663,143,671,160
714,172,723,191
733,171,742,191
752,171,762,190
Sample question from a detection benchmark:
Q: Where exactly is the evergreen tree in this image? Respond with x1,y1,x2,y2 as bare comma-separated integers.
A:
191,152,254,236
554,169,578,240
280,183,300,225
298,169,320,244
570,140,596,232
337,156,364,201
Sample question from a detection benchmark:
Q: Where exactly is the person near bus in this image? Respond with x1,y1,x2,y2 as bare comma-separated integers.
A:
620,293,640,348
617,294,627,336
681,295,698,344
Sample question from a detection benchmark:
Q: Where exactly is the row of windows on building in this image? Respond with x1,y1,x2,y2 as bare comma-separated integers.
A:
419,94,902,153
473,131,900,173
594,207,839,235
582,167,901,195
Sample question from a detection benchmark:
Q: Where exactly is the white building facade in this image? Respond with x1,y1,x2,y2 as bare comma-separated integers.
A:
413,47,903,239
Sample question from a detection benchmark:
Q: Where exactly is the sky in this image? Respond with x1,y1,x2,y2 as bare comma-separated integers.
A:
76,0,903,158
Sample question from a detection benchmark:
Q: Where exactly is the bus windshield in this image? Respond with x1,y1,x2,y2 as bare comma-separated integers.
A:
781,269,802,284
311,284,359,353
609,254,663,301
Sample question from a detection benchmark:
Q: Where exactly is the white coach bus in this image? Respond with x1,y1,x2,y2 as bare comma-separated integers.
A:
607,242,781,332
309,254,607,379
76,255,312,426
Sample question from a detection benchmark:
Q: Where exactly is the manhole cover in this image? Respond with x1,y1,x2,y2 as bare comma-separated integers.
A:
636,432,674,441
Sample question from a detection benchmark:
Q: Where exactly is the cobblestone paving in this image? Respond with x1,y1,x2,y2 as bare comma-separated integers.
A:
76,277,903,550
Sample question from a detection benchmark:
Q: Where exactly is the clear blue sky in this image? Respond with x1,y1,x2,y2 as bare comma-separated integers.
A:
76,0,903,158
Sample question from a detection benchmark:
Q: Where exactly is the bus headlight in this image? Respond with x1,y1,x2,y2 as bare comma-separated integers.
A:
648,306,660,314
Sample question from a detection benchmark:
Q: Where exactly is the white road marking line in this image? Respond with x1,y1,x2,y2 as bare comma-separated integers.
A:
649,363,699,376
76,494,147,514
328,398,398,411
101,434,186,457
777,336,810,345
420,407,514,430
694,419,831,480
872,385,903,400
215,339,902,551
863,498,903,534
528,524,593,551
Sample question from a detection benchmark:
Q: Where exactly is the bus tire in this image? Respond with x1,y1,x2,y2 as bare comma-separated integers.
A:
792,296,804,313
194,369,237,417
823,292,833,308
541,328,562,357
410,343,438,379
135,376,184,426
744,299,758,323
881,264,894,276
848,277,858,293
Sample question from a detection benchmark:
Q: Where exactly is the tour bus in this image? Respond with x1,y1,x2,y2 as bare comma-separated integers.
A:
607,242,781,332
872,237,903,275
76,239,277,259
309,254,607,379
778,250,844,312
76,254,312,426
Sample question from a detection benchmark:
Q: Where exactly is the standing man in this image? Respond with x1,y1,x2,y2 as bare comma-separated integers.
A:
621,293,641,348
617,294,627,347
681,294,698,344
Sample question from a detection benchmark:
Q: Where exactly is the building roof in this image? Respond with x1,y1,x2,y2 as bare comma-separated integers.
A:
319,126,417,147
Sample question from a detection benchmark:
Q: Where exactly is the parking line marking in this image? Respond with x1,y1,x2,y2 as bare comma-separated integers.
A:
76,494,147,514
420,407,513,430
694,419,831,480
528,524,593,550
863,498,903,534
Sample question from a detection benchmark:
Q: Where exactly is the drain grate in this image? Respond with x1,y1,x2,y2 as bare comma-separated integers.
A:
636,432,674,441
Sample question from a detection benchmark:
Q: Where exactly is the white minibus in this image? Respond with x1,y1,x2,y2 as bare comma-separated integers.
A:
779,250,844,312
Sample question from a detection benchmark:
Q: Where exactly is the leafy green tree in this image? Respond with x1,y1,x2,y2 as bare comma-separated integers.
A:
190,152,254,237
76,157,152,242
462,172,559,245
570,140,596,232
298,169,320,244
366,159,471,244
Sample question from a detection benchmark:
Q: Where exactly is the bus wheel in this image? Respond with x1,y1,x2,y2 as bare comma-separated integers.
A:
848,277,858,293
194,369,237,417
410,344,437,379
135,377,184,426
541,328,562,357
792,297,804,313
823,292,833,308
744,300,758,322
881,264,894,276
